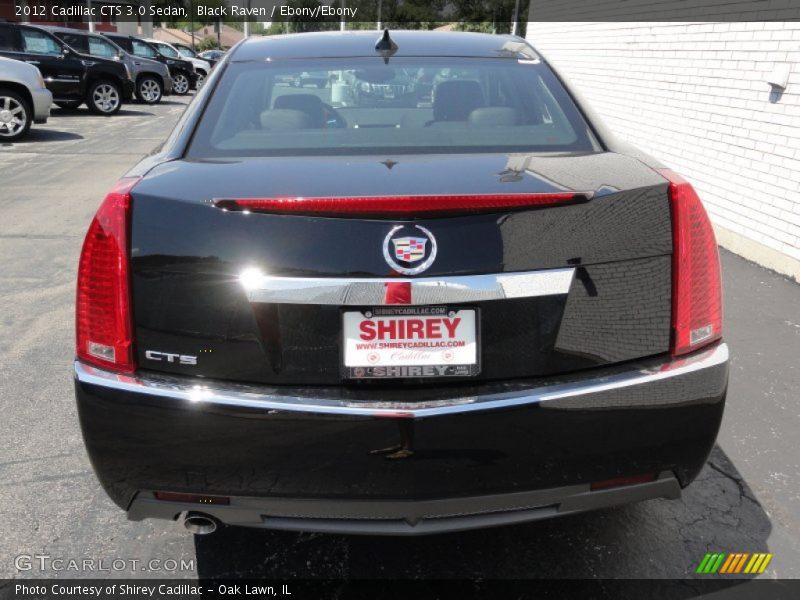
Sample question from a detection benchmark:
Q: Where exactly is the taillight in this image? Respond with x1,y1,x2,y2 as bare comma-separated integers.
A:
659,169,722,357
214,192,590,217
75,177,139,373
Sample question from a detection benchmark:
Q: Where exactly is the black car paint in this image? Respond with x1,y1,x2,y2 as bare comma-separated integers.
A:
0,23,132,103
76,350,727,510
130,153,673,385
74,31,727,527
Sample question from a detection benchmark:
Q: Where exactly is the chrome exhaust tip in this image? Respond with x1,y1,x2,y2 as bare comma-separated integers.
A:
183,512,218,535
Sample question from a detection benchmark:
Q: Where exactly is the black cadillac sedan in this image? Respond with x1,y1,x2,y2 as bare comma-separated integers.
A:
74,31,728,536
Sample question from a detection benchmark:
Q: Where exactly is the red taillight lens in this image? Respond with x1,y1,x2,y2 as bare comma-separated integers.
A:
659,169,723,357
214,192,589,217
75,177,139,373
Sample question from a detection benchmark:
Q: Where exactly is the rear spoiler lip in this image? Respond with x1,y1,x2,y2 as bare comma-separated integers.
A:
213,192,593,218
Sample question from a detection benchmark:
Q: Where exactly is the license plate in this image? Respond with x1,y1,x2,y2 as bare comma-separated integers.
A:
342,306,479,379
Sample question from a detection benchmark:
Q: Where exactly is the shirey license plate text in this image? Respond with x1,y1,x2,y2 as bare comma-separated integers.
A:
343,307,478,378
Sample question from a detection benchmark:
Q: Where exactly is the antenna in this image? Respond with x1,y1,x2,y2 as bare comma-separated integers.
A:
375,28,398,64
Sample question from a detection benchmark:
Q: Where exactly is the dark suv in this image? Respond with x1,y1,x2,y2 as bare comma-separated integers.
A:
0,22,133,114
103,34,196,96
46,26,171,105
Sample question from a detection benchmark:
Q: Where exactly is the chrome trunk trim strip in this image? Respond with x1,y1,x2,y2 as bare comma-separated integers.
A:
239,268,576,305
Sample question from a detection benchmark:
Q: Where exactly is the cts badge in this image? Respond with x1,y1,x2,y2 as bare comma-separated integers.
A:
383,225,437,275
144,350,198,365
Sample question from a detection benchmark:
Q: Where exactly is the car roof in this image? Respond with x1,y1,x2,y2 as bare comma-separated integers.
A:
230,30,538,62
41,25,102,37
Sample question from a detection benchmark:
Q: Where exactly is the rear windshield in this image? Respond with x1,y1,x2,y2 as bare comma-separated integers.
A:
188,57,600,157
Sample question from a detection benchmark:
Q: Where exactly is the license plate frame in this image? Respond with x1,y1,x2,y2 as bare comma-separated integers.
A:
341,306,480,380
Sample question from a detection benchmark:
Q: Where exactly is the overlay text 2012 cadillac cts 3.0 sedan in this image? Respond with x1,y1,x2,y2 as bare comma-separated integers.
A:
74,31,729,536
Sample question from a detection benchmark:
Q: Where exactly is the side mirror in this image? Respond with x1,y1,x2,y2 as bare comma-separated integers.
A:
61,47,70,57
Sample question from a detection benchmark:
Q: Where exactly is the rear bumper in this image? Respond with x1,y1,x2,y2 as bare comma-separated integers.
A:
74,343,728,535
130,472,681,536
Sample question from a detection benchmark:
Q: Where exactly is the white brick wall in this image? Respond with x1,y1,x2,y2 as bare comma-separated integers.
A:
526,22,800,275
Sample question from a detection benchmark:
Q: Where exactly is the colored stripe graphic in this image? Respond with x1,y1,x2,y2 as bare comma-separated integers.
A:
744,554,760,574
696,554,713,574
700,553,774,575
711,554,726,573
758,554,773,573
734,553,749,573
719,554,736,573
698,553,726,574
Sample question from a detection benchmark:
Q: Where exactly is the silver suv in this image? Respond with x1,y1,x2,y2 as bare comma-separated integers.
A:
0,56,51,141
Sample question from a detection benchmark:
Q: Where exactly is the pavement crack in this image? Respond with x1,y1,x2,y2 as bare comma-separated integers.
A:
707,461,761,506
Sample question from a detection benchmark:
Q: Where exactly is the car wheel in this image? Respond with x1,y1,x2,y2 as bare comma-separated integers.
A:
136,76,163,104
55,100,82,110
87,80,122,115
195,70,207,89
173,72,190,95
0,88,32,142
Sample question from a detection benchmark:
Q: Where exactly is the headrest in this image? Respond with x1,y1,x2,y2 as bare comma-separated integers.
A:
273,94,325,127
259,109,314,130
468,107,520,127
433,80,484,122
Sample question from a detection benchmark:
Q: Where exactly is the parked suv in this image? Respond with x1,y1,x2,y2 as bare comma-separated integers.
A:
147,39,210,88
103,34,195,96
0,22,133,115
0,56,51,141
46,26,171,105
168,42,213,86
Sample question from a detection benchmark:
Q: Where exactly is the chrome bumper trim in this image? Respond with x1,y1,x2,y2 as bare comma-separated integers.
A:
239,267,575,305
74,343,728,418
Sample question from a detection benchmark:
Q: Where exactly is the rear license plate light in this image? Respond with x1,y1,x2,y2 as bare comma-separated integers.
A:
154,491,230,505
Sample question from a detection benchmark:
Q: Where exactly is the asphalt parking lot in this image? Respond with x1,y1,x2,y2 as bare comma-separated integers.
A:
1,96,799,583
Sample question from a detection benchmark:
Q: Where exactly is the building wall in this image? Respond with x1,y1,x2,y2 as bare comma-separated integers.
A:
526,22,800,281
